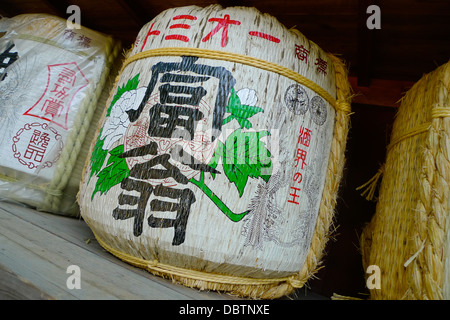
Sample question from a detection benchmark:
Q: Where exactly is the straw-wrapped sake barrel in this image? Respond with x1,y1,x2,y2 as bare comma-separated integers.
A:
361,60,450,299
79,5,352,299
0,14,120,216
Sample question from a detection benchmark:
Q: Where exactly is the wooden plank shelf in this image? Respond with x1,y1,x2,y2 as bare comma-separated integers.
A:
0,201,232,300
0,201,324,300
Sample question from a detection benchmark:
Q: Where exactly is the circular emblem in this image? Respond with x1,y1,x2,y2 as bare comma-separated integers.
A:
284,84,309,115
11,122,63,170
310,96,327,126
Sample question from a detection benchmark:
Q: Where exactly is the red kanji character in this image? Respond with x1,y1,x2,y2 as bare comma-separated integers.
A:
202,14,241,47
315,57,328,75
298,126,312,147
58,67,76,86
293,172,303,183
24,144,46,162
43,97,64,116
51,83,69,100
287,186,301,205
295,44,310,63
165,15,197,43
24,131,47,163
248,31,280,43
29,130,42,144
294,148,307,169
141,23,161,51
37,132,50,148
29,130,49,147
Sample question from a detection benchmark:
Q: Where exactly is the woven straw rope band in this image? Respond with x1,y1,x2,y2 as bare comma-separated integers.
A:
387,106,450,153
357,106,450,201
92,230,306,288
120,47,351,114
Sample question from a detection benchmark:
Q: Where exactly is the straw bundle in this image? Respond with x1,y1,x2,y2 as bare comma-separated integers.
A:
361,60,450,299
0,14,120,216
78,5,352,299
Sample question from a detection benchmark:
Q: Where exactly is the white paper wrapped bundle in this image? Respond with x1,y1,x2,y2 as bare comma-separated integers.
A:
0,14,120,215
79,5,351,298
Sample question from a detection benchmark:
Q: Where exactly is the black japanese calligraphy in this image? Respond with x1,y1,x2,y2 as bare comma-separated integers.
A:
0,43,19,82
147,103,204,139
113,141,197,244
128,56,235,140
148,185,196,245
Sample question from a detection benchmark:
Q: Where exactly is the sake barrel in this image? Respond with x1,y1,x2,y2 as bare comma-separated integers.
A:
0,14,120,216
361,60,450,299
79,5,352,299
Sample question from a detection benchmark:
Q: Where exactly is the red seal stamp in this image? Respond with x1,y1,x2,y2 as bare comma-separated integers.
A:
11,122,64,170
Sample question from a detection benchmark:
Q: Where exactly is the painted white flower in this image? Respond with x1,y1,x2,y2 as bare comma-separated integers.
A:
237,88,258,106
100,87,147,150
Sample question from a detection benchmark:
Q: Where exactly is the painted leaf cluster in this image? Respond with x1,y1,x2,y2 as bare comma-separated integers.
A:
91,145,129,199
209,129,272,197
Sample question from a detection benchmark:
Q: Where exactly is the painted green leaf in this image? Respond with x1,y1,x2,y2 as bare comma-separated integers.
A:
89,137,108,179
189,89,271,220
91,145,129,199
224,89,263,129
209,129,272,197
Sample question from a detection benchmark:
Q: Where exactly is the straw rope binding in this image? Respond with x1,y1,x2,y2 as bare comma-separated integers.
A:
357,106,450,201
360,60,450,300
119,47,347,114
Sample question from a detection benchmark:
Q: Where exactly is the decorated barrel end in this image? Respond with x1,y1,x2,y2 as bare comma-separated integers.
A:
78,5,352,299
0,13,120,216
361,60,450,300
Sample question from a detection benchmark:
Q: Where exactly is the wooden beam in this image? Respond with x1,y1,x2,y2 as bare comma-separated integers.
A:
349,76,415,107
